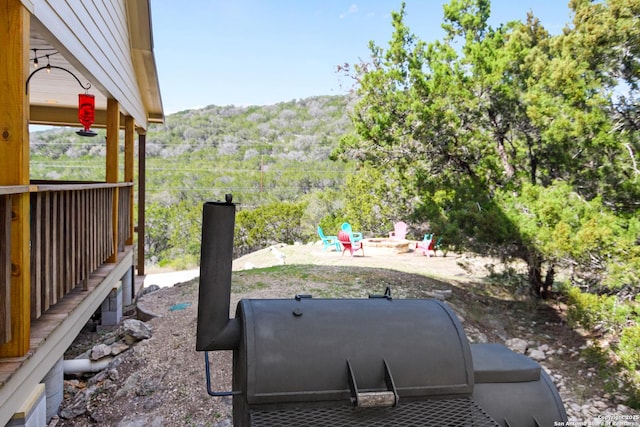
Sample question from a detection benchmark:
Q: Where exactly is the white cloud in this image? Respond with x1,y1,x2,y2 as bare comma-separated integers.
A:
339,4,359,19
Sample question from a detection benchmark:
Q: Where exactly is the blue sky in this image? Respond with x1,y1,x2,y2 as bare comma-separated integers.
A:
151,1,573,114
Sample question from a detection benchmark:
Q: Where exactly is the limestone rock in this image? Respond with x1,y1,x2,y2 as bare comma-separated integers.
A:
120,319,152,344
527,348,546,361
91,343,113,360
140,284,160,296
505,337,529,354
59,385,98,419
110,341,130,355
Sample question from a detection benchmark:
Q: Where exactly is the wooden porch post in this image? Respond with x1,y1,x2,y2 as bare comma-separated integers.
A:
137,128,146,276
124,116,134,246
106,98,119,263
0,0,31,356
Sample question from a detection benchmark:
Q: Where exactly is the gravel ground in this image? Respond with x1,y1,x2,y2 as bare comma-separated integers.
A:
52,241,639,426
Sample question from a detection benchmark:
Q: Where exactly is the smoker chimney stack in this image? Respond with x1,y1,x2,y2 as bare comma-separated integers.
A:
196,199,240,351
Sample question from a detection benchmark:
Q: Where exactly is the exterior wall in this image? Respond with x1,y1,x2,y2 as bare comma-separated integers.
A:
27,0,148,128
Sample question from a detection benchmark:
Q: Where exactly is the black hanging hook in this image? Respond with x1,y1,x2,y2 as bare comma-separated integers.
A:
25,57,91,95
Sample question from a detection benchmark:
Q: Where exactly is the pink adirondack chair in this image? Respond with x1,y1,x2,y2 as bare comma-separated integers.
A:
389,221,407,239
338,230,364,257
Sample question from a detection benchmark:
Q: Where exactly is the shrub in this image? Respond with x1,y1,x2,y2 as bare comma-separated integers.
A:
565,286,629,331
234,201,308,256
566,285,640,408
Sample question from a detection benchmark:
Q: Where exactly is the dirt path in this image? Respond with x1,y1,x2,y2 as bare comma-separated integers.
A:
231,240,504,280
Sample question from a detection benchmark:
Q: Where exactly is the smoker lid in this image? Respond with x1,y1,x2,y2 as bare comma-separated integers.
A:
471,343,541,383
236,298,474,405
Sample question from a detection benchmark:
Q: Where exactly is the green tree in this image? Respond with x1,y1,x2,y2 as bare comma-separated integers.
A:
565,0,640,208
338,163,412,237
335,0,639,297
145,202,173,261
234,201,308,256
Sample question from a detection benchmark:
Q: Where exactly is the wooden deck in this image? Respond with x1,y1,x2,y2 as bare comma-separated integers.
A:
0,246,138,424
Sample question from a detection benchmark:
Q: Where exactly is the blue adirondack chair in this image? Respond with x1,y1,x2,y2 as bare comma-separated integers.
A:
340,222,363,242
317,226,340,251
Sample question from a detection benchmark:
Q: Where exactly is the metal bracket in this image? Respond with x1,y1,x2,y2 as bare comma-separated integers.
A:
204,351,241,397
25,64,91,95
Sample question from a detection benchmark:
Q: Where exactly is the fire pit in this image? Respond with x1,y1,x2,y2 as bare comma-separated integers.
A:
363,238,410,254
196,199,567,427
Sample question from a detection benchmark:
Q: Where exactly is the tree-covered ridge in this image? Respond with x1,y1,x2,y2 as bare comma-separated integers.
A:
141,96,355,266
147,96,351,158
144,96,355,207
30,94,356,264
30,95,355,190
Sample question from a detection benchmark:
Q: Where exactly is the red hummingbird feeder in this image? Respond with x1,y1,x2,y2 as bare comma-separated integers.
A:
25,55,97,137
77,93,97,137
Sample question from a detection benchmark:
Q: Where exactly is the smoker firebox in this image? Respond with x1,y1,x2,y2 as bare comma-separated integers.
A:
196,199,567,426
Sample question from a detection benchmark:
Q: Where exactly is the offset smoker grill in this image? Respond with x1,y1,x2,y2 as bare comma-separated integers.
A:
196,200,568,426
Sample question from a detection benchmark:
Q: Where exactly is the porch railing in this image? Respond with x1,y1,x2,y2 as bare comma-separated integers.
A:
0,190,15,344
0,182,132,343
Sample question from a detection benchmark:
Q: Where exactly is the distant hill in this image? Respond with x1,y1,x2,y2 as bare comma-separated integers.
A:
30,94,357,206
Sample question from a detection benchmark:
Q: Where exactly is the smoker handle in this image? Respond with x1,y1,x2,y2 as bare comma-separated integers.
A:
347,359,399,408
369,286,393,300
204,351,241,397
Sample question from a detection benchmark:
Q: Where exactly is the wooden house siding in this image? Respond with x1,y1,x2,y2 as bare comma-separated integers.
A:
29,0,148,128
